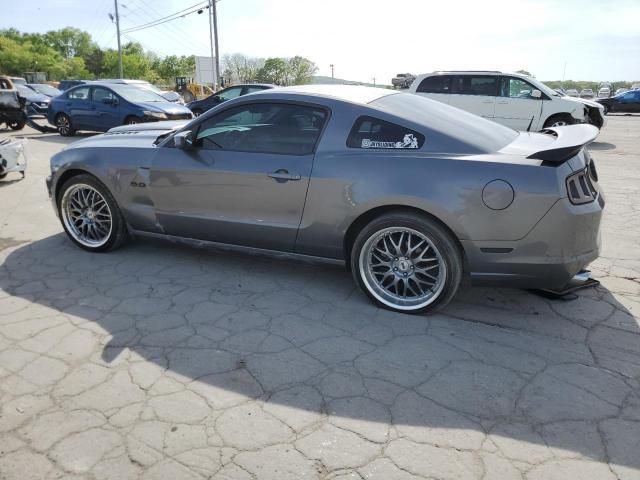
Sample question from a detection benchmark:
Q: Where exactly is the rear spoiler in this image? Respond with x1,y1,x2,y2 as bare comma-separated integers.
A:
527,124,599,163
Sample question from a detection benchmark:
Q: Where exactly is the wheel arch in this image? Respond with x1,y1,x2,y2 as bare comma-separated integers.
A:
343,204,467,271
55,168,98,203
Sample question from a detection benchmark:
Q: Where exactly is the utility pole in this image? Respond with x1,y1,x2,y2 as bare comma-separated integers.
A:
114,0,123,78
562,61,568,85
207,0,216,89
330,64,334,80
210,0,220,89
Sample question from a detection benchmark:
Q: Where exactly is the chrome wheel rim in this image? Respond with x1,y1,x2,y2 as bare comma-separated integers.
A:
359,227,446,310
57,115,70,134
61,184,112,248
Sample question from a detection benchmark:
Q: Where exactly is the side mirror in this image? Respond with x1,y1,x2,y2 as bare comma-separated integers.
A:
531,89,542,99
213,95,222,102
173,130,193,149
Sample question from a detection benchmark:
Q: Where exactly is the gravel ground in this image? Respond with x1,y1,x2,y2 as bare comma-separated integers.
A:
0,115,639,480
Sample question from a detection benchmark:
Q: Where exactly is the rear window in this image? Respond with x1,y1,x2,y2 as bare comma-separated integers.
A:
370,93,518,153
347,116,425,149
416,76,451,94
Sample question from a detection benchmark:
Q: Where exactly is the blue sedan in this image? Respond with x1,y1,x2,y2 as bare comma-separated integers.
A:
47,82,193,136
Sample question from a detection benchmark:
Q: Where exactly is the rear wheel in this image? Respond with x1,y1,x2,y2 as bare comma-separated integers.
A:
543,113,575,128
56,113,75,136
351,212,462,314
125,116,141,125
58,174,128,252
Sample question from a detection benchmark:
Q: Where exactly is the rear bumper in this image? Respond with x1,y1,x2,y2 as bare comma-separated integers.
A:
462,194,603,289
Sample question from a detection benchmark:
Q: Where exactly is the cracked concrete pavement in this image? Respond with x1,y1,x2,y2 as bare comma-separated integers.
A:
0,116,639,479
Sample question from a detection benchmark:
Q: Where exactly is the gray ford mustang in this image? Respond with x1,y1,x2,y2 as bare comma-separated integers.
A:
46,85,603,314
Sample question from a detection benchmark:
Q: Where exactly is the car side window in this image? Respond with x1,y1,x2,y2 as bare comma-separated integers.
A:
217,87,243,101
346,116,425,149
453,76,498,96
195,103,327,155
499,77,535,98
416,76,451,94
92,87,116,103
68,87,90,100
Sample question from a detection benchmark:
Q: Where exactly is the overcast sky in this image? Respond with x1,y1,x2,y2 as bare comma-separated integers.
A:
4,0,640,83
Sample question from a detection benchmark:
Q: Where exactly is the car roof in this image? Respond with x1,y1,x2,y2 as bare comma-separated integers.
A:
225,83,275,89
257,84,398,105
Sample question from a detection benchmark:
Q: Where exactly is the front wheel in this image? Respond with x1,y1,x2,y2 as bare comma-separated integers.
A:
351,212,462,314
58,174,128,252
543,113,575,128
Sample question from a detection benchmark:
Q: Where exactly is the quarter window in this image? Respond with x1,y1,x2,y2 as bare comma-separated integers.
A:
416,76,451,94
452,76,498,96
67,87,90,100
195,103,327,155
347,116,425,149
500,77,536,98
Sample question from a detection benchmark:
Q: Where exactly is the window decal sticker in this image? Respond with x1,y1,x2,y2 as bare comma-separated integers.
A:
361,133,420,149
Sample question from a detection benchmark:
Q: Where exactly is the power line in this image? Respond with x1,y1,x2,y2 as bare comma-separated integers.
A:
121,1,207,34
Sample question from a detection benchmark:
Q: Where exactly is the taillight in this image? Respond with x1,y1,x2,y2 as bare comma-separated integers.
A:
566,166,597,205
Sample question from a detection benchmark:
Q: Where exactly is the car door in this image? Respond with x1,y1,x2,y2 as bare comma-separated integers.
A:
448,75,497,120
149,101,328,251
618,91,640,112
413,75,452,105
494,76,543,130
90,86,121,131
65,86,92,128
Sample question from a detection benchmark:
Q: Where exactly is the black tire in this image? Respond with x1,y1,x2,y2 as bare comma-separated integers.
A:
543,113,575,128
124,116,141,125
0,173,7,179
350,212,462,314
192,108,203,117
56,113,76,136
9,119,25,131
57,174,128,252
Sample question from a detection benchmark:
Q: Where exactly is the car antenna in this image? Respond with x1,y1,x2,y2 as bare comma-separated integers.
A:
526,116,534,132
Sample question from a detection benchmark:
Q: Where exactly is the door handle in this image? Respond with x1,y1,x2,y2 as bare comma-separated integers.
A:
268,169,301,181
497,101,509,104
482,100,494,104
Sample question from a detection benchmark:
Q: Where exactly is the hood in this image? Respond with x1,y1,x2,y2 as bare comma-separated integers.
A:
136,101,192,114
22,92,50,103
564,95,603,110
160,91,183,103
62,121,189,151
108,120,189,133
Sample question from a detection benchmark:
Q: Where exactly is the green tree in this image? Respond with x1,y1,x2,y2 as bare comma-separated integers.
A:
43,27,94,59
287,56,317,85
256,57,289,85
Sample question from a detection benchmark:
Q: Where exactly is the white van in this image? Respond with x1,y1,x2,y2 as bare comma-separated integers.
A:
408,71,605,131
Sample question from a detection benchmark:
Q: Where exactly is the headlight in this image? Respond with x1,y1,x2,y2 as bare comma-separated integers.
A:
143,111,167,119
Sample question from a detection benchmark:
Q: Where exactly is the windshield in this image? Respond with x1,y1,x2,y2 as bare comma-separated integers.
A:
109,84,167,103
372,93,518,153
29,84,61,96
